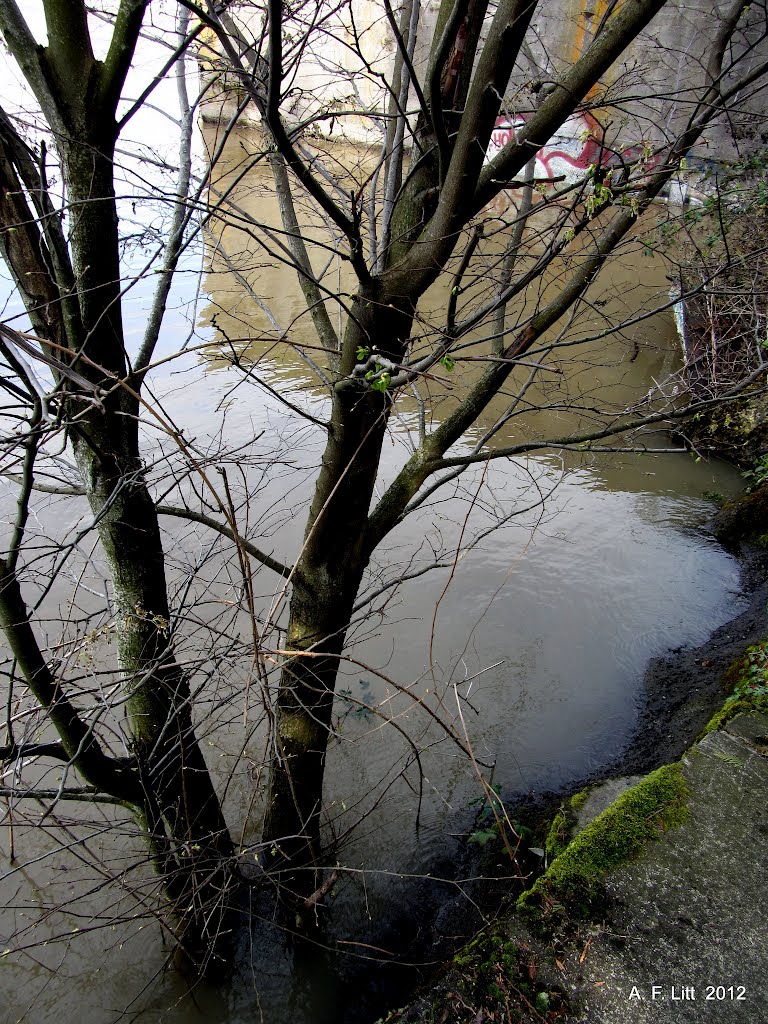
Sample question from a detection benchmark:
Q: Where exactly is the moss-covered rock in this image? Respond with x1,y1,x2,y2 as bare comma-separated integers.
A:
516,764,689,922
544,809,571,862
540,788,597,866
568,787,590,813
712,479,768,544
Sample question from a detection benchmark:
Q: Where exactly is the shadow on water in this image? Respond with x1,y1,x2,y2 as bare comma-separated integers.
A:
177,855,489,1024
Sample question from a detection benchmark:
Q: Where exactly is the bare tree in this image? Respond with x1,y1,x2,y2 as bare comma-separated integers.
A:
197,0,768,874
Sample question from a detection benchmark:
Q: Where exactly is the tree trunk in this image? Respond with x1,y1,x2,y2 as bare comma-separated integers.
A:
73,422,239,958
0,109,240,963
263,295,413,883
64,134,240,961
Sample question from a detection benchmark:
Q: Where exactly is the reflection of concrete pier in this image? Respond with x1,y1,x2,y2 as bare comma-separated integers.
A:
199,128,681,459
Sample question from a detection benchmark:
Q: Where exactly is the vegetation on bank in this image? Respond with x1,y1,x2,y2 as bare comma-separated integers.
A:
703,638,768,734
674,154,768,465
379,926,570,1024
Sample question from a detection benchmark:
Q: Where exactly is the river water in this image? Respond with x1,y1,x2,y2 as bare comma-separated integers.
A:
0,128,746,1023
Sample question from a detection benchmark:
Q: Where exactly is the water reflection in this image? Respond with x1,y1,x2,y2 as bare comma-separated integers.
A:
0,126,748,1023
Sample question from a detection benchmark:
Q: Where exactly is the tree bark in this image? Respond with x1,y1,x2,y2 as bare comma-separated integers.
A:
63,132,240,966
262,293,412,880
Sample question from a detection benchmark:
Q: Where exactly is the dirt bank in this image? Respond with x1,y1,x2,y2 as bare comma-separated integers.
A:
614,540,768,776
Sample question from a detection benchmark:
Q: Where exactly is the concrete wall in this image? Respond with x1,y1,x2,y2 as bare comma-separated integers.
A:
200,1,768,172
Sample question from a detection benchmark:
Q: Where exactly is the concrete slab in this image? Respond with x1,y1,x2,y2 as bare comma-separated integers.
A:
561,714,768,1022
574,776,647,833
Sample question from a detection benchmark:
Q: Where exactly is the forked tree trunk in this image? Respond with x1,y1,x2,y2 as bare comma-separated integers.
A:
258,0,678,885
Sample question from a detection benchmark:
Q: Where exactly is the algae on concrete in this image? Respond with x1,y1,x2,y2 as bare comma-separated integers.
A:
517,764,689,921
557,712,768,1022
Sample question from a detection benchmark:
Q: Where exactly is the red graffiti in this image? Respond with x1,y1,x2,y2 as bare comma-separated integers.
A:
487,112,660,181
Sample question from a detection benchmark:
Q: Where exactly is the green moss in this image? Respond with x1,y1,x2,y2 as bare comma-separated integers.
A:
545,810,571,861
569,787,591,812
516,764,689,921
452,932,520,998
703,640,768,734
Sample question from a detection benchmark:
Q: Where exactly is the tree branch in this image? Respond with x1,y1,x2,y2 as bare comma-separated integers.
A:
202,0,364,272
0,785,132,807
267,151,341,354
156,505,293,579
432,374,768,469
201,3,354,342
426,0,470,169
42,0,93,79
134,5,193,375
5,412,41,572
0,106,81,350
708,0,749,90
378,0,422,269
1,741,71,763
473,0,667,214
0,565,142,805
382,0,427,136
366,204,641,549
0,0,53,121
97,0,149,115
383,0,539,288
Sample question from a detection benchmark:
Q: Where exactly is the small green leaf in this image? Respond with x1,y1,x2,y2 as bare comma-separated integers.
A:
468,828,498,847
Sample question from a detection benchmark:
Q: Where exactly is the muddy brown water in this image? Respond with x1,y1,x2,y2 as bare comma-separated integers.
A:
0,134,747,1023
